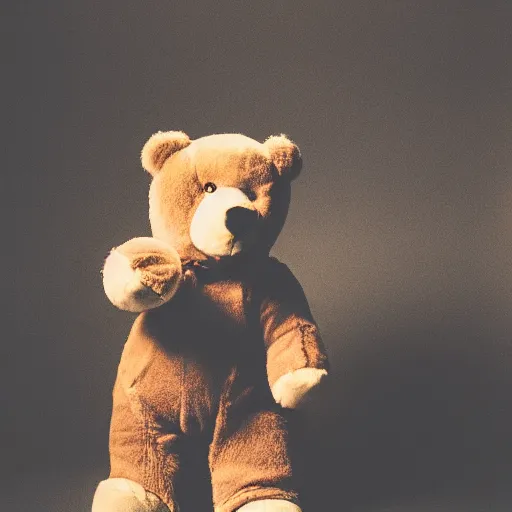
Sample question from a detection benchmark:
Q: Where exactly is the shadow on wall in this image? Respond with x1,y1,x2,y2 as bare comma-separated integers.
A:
296,315,512,512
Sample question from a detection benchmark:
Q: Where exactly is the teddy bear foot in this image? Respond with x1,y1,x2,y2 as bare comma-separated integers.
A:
237,499,302,511
92,478,170,512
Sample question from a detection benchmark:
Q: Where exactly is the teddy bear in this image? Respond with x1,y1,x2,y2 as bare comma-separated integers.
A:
92,131,329,512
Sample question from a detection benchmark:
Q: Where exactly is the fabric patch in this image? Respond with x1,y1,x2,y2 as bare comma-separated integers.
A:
132,254,178,296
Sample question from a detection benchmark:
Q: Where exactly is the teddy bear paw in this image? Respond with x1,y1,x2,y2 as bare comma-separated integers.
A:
103,237,182,312
271,368,328,409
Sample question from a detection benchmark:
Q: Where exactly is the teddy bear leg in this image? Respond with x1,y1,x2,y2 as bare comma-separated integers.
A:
237,499,302,511
92,478,170,512
209,391,301,512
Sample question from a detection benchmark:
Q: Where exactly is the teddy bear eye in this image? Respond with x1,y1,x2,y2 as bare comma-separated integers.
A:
204,182,217,193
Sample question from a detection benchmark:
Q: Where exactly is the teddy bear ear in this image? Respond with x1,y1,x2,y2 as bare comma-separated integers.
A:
264,134,303,180
141,131,191,175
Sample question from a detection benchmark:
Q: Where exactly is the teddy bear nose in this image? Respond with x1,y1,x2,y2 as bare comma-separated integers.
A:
225,206,258,238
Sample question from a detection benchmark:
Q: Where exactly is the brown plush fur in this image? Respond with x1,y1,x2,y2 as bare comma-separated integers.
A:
141,131,191,175
102,132,328,512
264,135,303,180
147,133,298,260
109,257,328,511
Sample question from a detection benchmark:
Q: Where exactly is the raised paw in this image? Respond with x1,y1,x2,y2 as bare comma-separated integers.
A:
103,237,182,312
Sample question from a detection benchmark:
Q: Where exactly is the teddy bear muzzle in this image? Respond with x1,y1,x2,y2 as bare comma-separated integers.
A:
190,186,259,257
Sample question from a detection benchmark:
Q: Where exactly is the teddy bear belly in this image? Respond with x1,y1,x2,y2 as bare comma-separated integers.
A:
113,339,232,432
108,330,269,497
111,301,267,427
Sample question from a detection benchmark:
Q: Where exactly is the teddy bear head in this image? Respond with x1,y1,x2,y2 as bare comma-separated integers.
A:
141,131,302,262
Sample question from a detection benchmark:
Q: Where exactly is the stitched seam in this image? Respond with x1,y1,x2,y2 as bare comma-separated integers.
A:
298,323,310,367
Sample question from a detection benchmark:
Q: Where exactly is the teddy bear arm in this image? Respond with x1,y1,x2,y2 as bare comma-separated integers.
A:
266,323,329,409
103,237,182,312
260,260,329,409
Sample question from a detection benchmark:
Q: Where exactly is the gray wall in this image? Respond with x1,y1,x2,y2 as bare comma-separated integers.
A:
6,1,512,510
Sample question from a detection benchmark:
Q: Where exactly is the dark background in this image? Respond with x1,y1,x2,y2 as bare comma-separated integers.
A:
5,1,512,511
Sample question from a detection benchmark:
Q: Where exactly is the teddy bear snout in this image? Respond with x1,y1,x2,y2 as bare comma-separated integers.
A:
225,206,258,239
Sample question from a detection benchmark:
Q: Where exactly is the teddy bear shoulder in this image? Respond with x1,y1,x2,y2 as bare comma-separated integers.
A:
253,257,310,309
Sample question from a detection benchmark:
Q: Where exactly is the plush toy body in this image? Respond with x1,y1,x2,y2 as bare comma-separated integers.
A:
93,132,329,512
